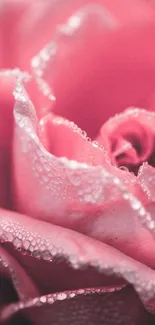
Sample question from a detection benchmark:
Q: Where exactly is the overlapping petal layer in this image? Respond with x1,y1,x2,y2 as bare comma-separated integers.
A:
1,286,153,325
1,209,155,303
1,1,155,324
10,80,155,270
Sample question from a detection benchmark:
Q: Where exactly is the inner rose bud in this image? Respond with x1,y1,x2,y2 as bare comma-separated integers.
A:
38,108,155,176
97,109,155,175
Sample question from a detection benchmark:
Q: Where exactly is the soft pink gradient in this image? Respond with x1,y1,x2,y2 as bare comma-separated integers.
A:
0,1,155,324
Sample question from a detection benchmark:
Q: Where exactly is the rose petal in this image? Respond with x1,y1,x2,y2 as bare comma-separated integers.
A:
1,286,153,325
12,81,124,223
1,208,155,308
0,69,30,208
138,163,155,202
12,82,155,264
97,108,155,172
38,112,108,165
31,1,155,138
85,199,155,269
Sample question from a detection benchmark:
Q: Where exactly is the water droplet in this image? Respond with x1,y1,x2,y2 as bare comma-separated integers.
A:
77,289,85,294
67,170,81,186
81,130,87,137
44,163,51,172
48,296,54,304
84,194,93,203
139,208,146,217
13,238,22,249
40,296,47,303
31,239,36,246
30,245,36,252
131,199,141,211
32,250,41,258
23,240,30,250
42,250,52,261
119,166,129,172
5,233,13,242
92,141,99,148
51,247,58,256
35,161,43,172
56,293,67,300
147,220,155,230
123,193,129,200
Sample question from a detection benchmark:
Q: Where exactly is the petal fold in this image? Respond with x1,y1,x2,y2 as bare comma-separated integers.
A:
1,286,154,325
1,208,155,308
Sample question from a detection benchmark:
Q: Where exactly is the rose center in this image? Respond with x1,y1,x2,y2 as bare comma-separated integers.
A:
97,119,155,175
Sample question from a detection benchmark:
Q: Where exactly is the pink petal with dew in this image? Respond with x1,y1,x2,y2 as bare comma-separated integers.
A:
138,163,155,202
98,108,155,168
0,69,30,209
12,80,124,222
12,81,155,269
1,286,153,325
1,208,155,311
38,112,109,165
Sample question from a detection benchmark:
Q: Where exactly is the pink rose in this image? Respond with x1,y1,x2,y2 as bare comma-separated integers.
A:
1,0,155,324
